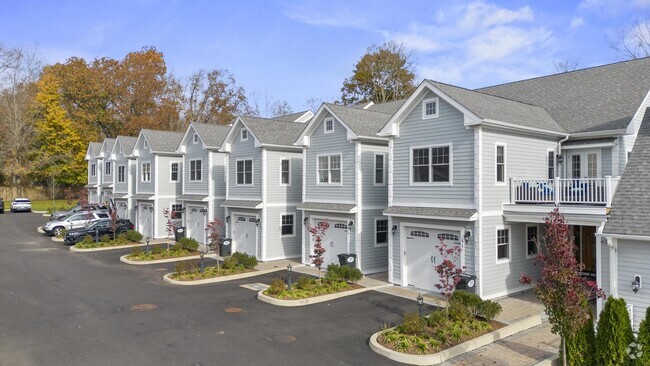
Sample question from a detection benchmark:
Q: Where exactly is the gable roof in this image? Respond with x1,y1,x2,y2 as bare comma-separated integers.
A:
115,136,138,155
477,57,650,133
140,129,184,153
603,108,650,237
190,123,231,149
88,142,102,157
351,99,407,114
325,103,394,137
238,116,307,146
273,110,314,123
100,138,116,157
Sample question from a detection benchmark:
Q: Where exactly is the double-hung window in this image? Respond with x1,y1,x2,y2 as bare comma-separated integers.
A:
193,133,199,144
105,162,112,176
422,97,439,119
412,145,450,183
117,165,125,183
281,214,294,236
171,203,183,220
241,128,248,141
526,225,538,258
141,162,151,182
281,159,290,185
91,163,96,177
375,218,388,246
496,144,506,184
317,154,341,184
497,228,510,261
547,151,555,179
190,159,202,181
375,154,385,185
324,118,334,134
236,159,253,185
170,162,179,182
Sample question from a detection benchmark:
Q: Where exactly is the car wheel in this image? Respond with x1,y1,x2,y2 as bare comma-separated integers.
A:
52,227,64,237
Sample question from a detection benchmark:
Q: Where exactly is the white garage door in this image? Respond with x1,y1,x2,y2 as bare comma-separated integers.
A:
234,215,257,257
139,204,154,238
116,201,128,219
317,221,348,266
406,228,461,292
89,189,98,204
188,206,206,244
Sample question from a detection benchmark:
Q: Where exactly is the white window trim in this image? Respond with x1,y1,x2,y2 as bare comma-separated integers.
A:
496,225,511,264
193,133,199,144
240,128,248,141
547,149,556,179
280,158,291,186
170,162,179,182
105,161,112,176
374,153,385,186
117,165,126,183
91,163,96,177
189,159,203,182
235,158,254,186
171,203,183,221
324,118,334,134
280,212,296,238
421,97,439,119
316,153,343,186
408,143,453,186
141,162,151,182
495,143,506,185
525,224,539,259
374,217,388,247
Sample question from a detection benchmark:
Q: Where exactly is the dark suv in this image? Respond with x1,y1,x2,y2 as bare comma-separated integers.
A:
63,219,134,245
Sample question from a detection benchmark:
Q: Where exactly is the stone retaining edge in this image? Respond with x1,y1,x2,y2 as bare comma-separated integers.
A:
161,265,301,285
368,314,542,366
69,242,148,252
256,283,392,307
119,253,217,265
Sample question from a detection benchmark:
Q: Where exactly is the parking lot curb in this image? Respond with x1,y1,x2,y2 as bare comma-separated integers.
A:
120,253,218,265
162,265,302,285
70,242,148,252
37,226,45,234
51,237,64,242
368,314,543,365
256,283,393,307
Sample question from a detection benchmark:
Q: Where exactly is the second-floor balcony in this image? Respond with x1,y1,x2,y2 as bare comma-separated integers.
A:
510,176,620,207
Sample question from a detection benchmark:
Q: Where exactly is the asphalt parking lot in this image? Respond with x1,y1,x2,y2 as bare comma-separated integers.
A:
0,212,426,366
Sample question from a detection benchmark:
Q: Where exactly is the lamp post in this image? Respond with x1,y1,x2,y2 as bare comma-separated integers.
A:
145,236,150,254
199,251,205,273
417,293,424,317
287,263,293,291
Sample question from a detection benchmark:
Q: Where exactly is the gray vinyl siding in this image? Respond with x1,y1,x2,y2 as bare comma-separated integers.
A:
155,197,178,238
480,216,539,299
136,143,154,194
211,198,226,224
211,152,227,200
305,114,355,203
129,160,137,195
301,211,356,265
482,127,557,212
265,149,302,205
359,209,388,273
617,239,650,331
88,160,97,185
389,217,475,286
361,144,389,208
113,151,129,194
392,91,474,206
602,147,612,177
183,137,209,194
228,129,261,200
156,155,183,197
264,206,302,260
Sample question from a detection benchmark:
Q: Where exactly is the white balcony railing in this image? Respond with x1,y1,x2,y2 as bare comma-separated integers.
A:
511,176,620,207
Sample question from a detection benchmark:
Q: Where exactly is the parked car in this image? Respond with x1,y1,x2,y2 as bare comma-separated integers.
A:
63,219,134,245
10,198,31,213
0,197,4,213
50,204,110,221
42,211,111,236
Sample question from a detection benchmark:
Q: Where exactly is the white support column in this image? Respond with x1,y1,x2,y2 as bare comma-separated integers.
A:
608,237,619,298
606,176,613,208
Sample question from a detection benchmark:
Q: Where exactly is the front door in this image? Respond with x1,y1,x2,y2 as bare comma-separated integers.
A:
188,207,206,244
406,228,461,292
317,221,348,266
573,226,596,274
569,151,600,179
234,215,257,257
139,204,154,238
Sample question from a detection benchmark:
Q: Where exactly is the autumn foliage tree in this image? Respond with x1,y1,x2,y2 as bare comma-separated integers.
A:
308,220,329,279
182,69,250,125
206,218,224,270
434,237,465,310
520,208,605,366
341,41,416,105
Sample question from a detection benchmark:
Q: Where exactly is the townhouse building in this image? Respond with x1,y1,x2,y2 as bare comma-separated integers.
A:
85,142,103,204
109,136,138,221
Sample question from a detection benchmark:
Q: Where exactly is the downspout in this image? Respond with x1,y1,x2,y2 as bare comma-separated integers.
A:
557,135,570,178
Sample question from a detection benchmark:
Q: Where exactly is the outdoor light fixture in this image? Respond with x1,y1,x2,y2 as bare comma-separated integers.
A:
199,208,208,213
145,236,151,254
225,216,230,223
392,224,398,236
254,218,261,226
348,220,354,227
303,217,309,226
148,206,154,212
287,263,293,291
464,230,472,243
633,275,642,294
556,154,564,164
417,293,424,317
134,205,139,209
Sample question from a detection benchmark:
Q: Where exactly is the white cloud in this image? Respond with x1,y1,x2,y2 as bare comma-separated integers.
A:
466,26,553,62
283,5,369,29
570,17,585,29
459,1,534,30
380,23,441,52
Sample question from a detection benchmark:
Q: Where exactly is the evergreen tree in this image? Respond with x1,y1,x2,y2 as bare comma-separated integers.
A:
561,309,595,365
636,306,650,365
595,297,635,366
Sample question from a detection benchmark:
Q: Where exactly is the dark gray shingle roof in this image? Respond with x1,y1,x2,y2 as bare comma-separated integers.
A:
351,99,407,114
221,199,263,209
141,130,184,153
384,206,477,220
89,142,102,156
116,136,138,155
604,108,650,236
191,123,231,148
273,110,311,122
429,81,564,133
477,57,650,133
297,202,357,213
240,116,307,146
103,138,116,153
326,103,394,137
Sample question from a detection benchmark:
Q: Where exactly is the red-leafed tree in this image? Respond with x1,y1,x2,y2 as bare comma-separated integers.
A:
109,208,119,240
434,237,465,311
520,208,605,366
162,207,176,250
308,220,329,280
206,218,224,270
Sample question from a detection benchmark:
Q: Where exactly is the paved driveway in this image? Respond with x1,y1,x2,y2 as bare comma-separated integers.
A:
0,212,426,366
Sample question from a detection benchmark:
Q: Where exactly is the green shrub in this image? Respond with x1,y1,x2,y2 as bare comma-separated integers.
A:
267,278,286,295
450,291,482,317
477,300,502,322
175,261,187,274
595,296,635,366
448,300,472,322
398,312,426,335
228,252,258,269
56,228,67,239
221,256,239,269
81,235,93,246
131,246,143,256
125,230,143,242
100,234,111,243
426,308,449,327
295,275,313,290
339,265,363,283
177,237,199,251
561,309,595,366
116,232,127,242
636,306,650,365
325,264,342,282
151,246,163,255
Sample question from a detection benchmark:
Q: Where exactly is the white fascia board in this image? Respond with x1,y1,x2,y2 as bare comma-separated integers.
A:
176,124,198,153
294,110,315,123
382,212,477,221
378,80,481,137
294,104,358,145
220,117,246,151
626,89,650,135
570,129,628,138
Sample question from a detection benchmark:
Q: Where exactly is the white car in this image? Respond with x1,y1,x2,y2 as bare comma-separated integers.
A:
10,198,31,213
42,212,110,236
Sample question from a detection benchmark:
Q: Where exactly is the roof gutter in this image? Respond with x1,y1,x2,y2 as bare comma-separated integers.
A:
481,119,567,137
569,129,628,138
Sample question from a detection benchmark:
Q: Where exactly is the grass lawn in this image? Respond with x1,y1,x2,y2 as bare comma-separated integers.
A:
3,199,75,212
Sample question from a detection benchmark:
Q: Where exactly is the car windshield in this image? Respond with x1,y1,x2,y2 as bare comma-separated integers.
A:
14,199,30,203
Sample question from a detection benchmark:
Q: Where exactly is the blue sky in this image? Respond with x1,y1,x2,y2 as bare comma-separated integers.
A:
1,0,650,111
